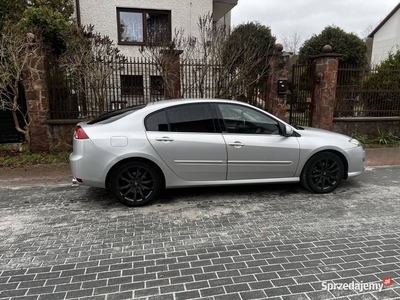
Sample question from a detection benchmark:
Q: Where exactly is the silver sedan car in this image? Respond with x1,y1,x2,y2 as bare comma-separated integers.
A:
70,99,365,207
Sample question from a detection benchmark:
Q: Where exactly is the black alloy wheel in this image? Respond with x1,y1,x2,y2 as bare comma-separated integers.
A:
111,161,162,207
301,152,344,193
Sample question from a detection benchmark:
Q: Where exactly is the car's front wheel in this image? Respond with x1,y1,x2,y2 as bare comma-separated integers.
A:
111,161,162,207
301,152,344,193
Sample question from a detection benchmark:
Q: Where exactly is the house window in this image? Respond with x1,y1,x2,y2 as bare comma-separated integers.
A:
150,76,164,95
121,75,144,95
117,8,171,45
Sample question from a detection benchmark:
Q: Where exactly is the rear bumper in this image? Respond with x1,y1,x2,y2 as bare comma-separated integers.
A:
69,139,115,188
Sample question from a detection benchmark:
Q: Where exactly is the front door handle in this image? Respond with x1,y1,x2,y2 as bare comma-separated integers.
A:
155,137,174,142
228,141,245,148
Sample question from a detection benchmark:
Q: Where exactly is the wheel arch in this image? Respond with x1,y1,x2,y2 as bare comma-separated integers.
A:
302,150,349,180
105,157,166,188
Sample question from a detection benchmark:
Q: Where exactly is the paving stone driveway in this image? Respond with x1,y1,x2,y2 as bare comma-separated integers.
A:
0,166,400,300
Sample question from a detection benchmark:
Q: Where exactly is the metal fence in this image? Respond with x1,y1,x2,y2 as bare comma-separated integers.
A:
335,65,400,117
48,57,269,120
48,57,164,120
289,63,315,126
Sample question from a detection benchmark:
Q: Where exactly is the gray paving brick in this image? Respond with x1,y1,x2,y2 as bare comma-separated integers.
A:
249,280,273,289
66,288,94,298
264,286,291,297
9,295,39,300
44,276,71,286
278,269,301,278
93,285,119,295
175,290,200,300
282,294,310,300
38,292,66,300
0,282,19,291
294,274,319,284
27,286,54,295
0,288,28,298
8,274,35,282
170,275,194,284
193,272,217,282
214,293,242,300
54,282,82,292
134,287,160,297
120,282,145,291
272,277,296,287
105,291,133,300
72,273,97,282
306,290,335,300
233,274,257,284
2,171,400,300
288,283,314,293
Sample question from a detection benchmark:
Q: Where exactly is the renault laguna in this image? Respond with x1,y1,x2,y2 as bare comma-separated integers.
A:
70,99,365,207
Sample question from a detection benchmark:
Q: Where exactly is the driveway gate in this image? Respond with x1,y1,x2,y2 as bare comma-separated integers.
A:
289,63,315,127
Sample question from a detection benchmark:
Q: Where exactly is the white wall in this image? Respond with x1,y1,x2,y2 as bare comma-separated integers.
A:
371,8,400,64
77,0,214,58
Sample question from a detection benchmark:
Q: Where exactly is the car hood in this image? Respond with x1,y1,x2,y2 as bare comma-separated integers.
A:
293,126,358,150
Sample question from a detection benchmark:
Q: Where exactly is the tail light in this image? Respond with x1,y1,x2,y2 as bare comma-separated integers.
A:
74,126,89,139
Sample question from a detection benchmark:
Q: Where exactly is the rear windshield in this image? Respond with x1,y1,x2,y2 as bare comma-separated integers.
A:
88,105,146,124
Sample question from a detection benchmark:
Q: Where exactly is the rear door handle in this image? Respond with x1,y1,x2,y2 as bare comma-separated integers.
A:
228,141,245,148
155,137,174,142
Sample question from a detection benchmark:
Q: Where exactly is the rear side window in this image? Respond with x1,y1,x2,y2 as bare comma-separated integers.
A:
167,104,215,133
144,103,216,133
145,110,168,131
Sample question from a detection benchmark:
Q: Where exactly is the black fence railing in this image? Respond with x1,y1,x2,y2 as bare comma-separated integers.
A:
48,57,164,120
335,65,400,117
48,57,270,120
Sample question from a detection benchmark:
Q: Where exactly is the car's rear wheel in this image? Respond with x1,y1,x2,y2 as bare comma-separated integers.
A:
301,152,344,193
111,161,162,207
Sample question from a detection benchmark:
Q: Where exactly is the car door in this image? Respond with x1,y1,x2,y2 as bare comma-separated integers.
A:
145,103,227,181
217,103,300,180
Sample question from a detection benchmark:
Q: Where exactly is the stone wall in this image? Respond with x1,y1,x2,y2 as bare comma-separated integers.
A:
333,117,400,138
47,122,76,151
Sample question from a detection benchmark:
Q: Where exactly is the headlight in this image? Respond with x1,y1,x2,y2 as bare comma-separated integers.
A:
349,138,361,146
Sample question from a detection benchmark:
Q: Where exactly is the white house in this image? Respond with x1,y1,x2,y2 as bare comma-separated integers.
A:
71,0,237,110
368,2,400,64
74,0,237,58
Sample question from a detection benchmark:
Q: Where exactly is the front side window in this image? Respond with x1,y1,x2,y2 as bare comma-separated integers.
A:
117,8,171,45
218,104,280,134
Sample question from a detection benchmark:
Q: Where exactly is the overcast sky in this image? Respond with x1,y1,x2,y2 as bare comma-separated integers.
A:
231,0,399,45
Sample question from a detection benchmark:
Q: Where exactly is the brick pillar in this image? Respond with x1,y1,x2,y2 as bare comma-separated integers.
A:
265,44,290,121
24,47,51,151
310,47,342,131
160,50,183,99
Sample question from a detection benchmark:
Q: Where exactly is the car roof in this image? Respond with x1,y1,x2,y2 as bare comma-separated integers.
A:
147,98,234,106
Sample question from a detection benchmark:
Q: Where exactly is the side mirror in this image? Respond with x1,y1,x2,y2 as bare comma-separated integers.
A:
284,125,293,137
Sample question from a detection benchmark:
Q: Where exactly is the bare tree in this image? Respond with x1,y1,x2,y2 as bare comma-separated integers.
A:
140,14,277,105
139,25,199,99
360,23,376,41
281,30,305,55
59,25,126,115
0,24,42,152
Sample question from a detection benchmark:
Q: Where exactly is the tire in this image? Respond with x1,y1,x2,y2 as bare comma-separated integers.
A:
111,161,162,207
300,152,344,193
